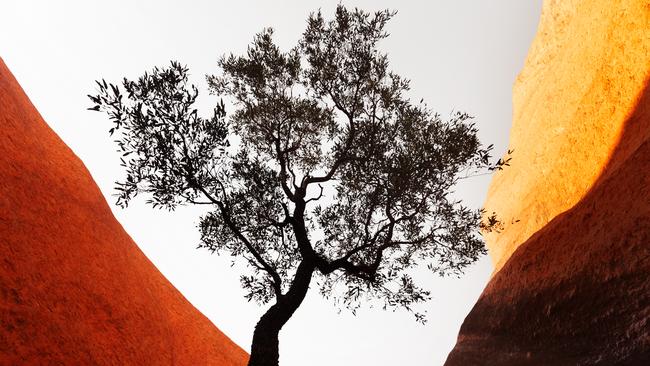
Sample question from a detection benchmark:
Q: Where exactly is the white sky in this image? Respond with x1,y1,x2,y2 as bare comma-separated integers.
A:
0,1,541,365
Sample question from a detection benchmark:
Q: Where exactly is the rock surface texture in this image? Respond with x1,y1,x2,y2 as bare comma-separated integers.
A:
0,59,248,365
446,0,650,365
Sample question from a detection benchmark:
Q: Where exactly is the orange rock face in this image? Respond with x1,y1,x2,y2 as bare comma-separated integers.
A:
446,0,650,365
0,59,248,365
484,0,650,271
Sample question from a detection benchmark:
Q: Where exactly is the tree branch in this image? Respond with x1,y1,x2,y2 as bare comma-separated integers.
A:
302,89,357,187
195,184,284,298
275,132,296,202
305,184,324,204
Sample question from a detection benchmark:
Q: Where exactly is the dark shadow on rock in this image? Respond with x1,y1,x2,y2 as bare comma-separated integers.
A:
445,78,650,365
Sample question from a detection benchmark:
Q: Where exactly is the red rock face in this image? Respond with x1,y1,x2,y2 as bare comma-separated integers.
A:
446,1,650,364
0,59,247,365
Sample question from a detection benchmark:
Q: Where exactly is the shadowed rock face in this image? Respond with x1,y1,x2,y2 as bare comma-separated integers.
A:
446,0,650,365
0,59,247,365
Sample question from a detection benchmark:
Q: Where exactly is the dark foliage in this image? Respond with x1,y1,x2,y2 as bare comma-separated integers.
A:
89,5,502,366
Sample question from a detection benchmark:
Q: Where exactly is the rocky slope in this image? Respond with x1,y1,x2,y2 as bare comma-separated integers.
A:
446,0,650,364
484,0,650,271
0,58,247,365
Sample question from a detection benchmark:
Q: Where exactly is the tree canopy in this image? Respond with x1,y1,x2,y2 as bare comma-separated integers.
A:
89,5,502,365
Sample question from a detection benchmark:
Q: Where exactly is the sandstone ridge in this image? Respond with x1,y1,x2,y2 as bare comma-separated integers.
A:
446,0,650,364
484,0,650,271
0,58,247,365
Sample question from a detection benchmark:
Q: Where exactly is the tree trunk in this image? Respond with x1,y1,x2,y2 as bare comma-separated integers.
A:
247,261,314,366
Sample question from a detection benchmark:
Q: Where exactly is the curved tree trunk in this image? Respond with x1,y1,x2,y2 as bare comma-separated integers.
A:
247,305,285,366
247,261,314,366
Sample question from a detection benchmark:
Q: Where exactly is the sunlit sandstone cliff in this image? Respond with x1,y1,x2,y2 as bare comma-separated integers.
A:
0,59,247,365
446,0,650,365
485,0,650,271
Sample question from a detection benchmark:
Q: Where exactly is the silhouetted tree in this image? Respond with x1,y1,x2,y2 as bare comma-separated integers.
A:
89,6,503,366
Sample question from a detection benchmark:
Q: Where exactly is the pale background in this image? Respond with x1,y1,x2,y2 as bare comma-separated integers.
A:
0,1,541,365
